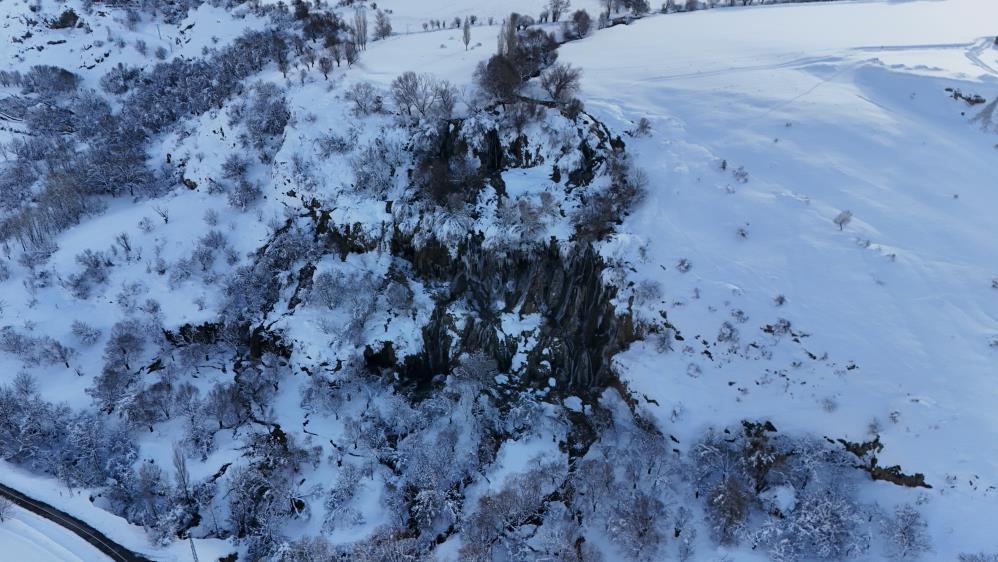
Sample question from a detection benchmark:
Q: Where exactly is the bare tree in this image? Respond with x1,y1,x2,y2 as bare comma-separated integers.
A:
353,8,368,50
834,210,853,231
475,55,522,101
390,72,456,120
885,504,931,560
462,17,471,51
541,63,582,103
391,72,432,117
498,14,519,56
374,10,392,41
173,443,191,502
569,10,592,38
549,0,571,22
319,56,332,79
345,42,359,67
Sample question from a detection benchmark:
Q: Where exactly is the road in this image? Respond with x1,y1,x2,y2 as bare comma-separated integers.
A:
0,483,155,562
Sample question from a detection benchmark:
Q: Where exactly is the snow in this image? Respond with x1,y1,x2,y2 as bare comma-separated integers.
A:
0,462,233,561
559,0,998,556
1,0,997,558
0,506,109,562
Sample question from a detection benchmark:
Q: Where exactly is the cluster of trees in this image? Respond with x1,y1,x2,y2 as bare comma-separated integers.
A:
390,72,458,121
475,12,587,105
228,82,291,162
691,422,932,561
272,383,934,562
0,25,290,253
0,327,74,368
422,15,476,32
0,372,137,492
77,0,204,24
573,150,648,240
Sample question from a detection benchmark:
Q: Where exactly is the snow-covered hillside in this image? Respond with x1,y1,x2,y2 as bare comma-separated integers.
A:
0,0,996,560
561,0,998,556
0,506,108,562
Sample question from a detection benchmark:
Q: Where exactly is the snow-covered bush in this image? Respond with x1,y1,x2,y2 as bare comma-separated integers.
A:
960,554,998,562
89,318,147,410
707,476,750,545
460,468,550,559
65,249,113,299
228,180,263,211
72,320,102,346
753,487,871,561
0,327,74,367
351,138,403,196
884,503,931,560
344,82,385,115
21,65,79,96
606,491,668,560
100,63,141,95
239,82,291,159
390,72,457,121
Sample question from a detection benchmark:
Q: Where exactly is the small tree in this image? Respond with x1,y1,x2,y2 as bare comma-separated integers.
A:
569,10,592,38
707,476,749,545
885,504,931,560
475,55,522,101
498,14,519,56
462,17,472,50
354,8,368,50
0,497,12,522
549,0,571,22
634,117,652,136
319,57,333,79
374,10,392,40
541,62,582,103
345,42,359,66
834,210,853,231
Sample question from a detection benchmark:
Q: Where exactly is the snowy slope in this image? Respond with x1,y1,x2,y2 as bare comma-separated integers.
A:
559,0,998,556
0,507,109,562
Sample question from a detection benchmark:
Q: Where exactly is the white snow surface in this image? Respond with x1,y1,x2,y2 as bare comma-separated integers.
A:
0,506,109,562
559,0,998,556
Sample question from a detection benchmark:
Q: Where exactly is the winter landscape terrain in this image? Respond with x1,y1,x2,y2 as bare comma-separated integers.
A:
0,0,996,560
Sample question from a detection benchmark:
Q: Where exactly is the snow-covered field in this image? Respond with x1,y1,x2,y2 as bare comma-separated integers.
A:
0,506,108,562
562,0,998,555
1,0,996,559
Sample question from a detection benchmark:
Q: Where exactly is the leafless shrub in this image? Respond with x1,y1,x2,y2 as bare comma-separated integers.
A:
72,320,102,346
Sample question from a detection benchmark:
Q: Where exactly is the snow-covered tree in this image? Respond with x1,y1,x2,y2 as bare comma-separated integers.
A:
884,503,931,560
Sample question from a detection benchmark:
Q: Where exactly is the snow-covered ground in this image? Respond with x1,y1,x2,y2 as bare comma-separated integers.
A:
560,0,998,556
0,506,108,562
1,0,997,558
